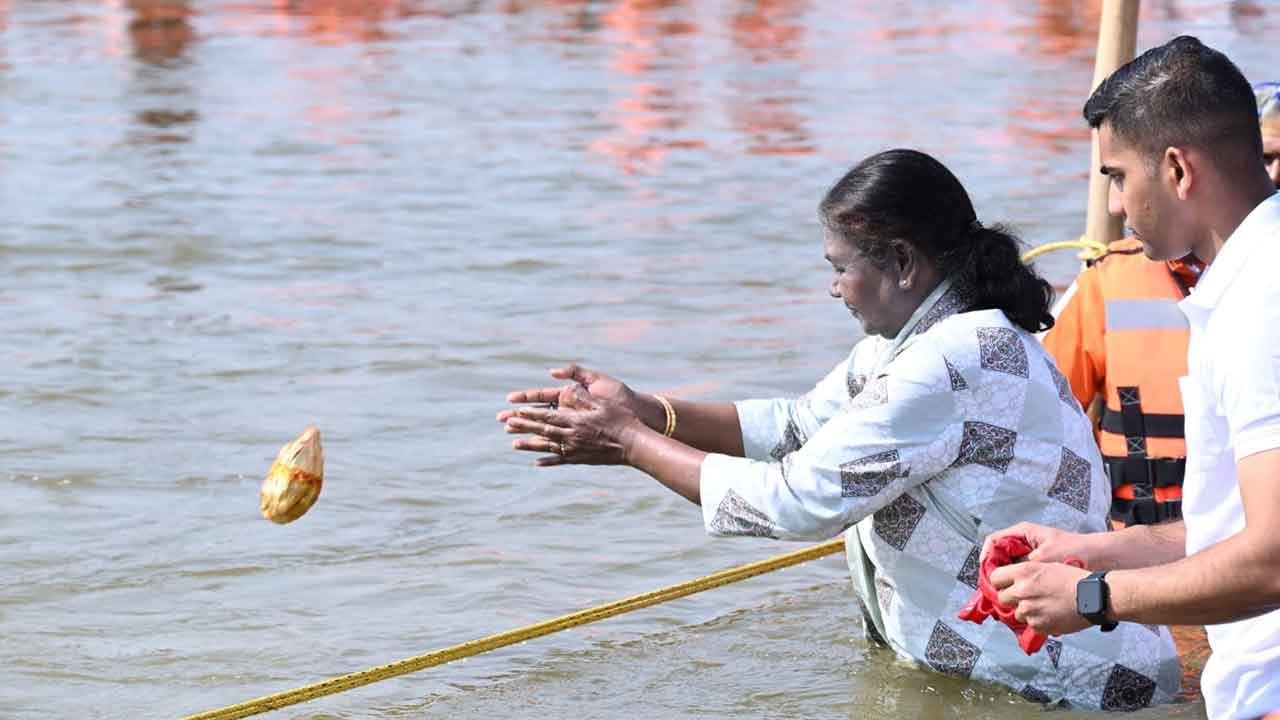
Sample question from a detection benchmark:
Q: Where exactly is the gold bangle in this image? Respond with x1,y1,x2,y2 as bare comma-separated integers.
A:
654,395,676,438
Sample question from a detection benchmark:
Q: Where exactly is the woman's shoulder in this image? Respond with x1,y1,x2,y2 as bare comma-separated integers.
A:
848,334,888,371
896,309,1039,379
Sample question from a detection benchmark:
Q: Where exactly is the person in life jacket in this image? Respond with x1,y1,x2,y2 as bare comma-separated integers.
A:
1041,82,1280,527
1041,242,1200,526
1260,82,1280,187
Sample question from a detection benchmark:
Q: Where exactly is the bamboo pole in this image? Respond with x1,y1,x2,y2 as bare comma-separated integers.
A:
1084,0,1141,246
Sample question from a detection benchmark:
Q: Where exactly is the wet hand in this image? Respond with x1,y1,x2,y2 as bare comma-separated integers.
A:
498,364,637,424
989,561,1093,636
504,389,645,467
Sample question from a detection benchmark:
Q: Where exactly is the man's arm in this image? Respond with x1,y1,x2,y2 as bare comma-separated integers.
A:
991,449,1280,634
1085,520,1187,570
981,519,1185,571
1106,448,1280,625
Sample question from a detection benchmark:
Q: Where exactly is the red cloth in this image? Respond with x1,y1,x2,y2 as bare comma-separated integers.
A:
956,536,1084,655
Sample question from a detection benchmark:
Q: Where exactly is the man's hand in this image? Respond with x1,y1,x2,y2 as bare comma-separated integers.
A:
989,561,1094,636
981,521,1103,568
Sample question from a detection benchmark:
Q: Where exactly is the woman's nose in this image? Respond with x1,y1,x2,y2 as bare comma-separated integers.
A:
828,278,841,299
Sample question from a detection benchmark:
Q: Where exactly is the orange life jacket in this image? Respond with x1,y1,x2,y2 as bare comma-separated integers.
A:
1042,239,1202,525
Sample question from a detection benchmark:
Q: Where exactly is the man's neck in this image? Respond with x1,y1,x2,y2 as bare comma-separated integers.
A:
1192,183,1277,265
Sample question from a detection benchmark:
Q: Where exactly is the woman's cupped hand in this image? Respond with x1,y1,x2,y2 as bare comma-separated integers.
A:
499,364,646,466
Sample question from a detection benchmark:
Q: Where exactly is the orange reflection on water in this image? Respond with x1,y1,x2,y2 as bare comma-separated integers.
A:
948,1,1098,168
127,0,195,64
266,0,410,44
1003,100,1090,157
1025,0,1102,57
864,8,1019,57
730,0,806,63
211,0,419,45
731,93,814,157
586,0,703,175
588,0,820,173
726,0,813,157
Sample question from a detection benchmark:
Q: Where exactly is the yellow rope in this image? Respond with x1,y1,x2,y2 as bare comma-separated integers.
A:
178,230,1113,720
181,232,1101,720
179,537,847,720
1022,236,1109,263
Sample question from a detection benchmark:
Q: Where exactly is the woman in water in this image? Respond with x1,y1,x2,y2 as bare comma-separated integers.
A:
500,149,1180,707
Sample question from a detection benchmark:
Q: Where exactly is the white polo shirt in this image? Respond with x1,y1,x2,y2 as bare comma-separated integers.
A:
1178,191,1280,720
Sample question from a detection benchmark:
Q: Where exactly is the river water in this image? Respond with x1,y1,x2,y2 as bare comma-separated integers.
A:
1,1,1275,718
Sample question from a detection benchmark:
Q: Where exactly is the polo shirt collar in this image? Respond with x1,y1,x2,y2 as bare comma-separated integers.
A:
1183,192,1280,313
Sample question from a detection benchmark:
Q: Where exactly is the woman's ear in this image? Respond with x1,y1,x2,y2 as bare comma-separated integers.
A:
891,240,916,290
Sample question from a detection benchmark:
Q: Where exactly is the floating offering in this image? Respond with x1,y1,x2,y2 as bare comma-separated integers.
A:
259,426,324,524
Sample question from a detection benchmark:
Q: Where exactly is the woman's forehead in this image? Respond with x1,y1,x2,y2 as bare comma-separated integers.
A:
822,231,856,258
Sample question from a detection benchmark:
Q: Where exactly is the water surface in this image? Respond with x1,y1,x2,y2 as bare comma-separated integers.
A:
1,1,1275,717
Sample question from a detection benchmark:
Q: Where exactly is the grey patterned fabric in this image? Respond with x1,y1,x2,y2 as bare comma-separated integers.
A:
944,356,968,391
701,278,1180,709
1048,447,1092,513
707,489,779,538
849,376,889,409
768,421,805,462
1020,685,1053,704
925,621,981,678
956,545,980,589
1101,664,1159,711
846,372,867,400
952,421,1018,473
1045,639,1063,669
977,326,1029,377
872,493,927,550
1044,358,1079,412
840,449,909,498
914,281,975,337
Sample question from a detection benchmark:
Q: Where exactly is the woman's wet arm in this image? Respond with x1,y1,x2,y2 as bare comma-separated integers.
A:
636,395,745,457
622,423,708,505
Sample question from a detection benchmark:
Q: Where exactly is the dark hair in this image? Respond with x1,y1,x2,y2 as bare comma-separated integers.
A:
1083,36,1262,173
818,149,1054,334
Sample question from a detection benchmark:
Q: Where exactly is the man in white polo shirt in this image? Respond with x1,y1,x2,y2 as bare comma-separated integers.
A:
984,36,1280,718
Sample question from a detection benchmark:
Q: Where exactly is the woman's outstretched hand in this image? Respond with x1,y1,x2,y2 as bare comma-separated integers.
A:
502,381,647,466
498,364,641,424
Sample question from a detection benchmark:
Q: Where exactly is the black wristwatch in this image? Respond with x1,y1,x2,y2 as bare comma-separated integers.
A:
1076,570,1118,632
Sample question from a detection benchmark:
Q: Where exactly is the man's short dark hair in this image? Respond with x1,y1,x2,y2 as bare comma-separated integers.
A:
1083,35,1261,173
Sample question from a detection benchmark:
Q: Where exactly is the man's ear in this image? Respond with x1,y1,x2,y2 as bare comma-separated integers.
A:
1164,146,1195,200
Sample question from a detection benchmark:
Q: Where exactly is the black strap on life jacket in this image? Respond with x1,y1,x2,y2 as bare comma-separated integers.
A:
1099,409,1184,438
1101,386,1185,525
1104,456,1186,490
1119,386,1152,499
1109,496,1183,524
1102,455,1185,524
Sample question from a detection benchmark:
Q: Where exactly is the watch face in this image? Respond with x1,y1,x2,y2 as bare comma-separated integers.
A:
1077,581,1105,616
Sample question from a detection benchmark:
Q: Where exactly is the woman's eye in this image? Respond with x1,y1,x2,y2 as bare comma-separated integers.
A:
1111,175,1125,190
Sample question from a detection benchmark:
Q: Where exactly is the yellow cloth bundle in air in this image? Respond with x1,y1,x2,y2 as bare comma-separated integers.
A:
259,426,324,524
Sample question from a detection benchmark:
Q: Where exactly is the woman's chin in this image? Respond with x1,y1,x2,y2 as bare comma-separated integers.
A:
846,308,876,336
